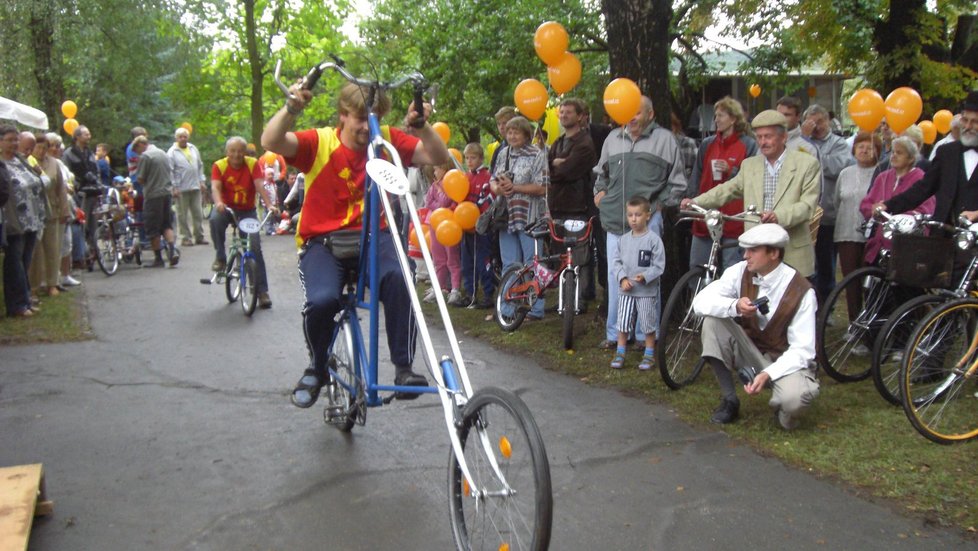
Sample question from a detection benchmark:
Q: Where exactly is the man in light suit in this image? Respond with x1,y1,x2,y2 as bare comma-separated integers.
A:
681,110,821,277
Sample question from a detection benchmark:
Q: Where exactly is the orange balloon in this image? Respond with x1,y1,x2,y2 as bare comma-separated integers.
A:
180,122,193,134
448,148,463,164
442,169,469,203
748,84,761,98
917,120,937,145
429,207,455,230
534,21,569,66
435,219,463,246
63,118,79,135
884,87,923,134
454,201,479,231
603,78,641,126
61,100,77,119
263,151,277,164
514,79,549,121
547,52,582,95
807,86,817,98
847,89,885,133
409,223,431,246
933,109,953,134
432,122,451,144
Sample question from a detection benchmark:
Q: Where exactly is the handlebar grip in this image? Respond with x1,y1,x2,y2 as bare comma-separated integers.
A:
302,64,323,90
410,85,425,129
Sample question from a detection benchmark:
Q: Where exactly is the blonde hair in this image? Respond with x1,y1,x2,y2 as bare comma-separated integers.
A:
337,82,390,120
714,96,750,136
463,143,483,159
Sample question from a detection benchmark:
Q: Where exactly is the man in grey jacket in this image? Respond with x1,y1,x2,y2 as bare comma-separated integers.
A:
593,95,686,348
167,127,208,247
800,103,854,303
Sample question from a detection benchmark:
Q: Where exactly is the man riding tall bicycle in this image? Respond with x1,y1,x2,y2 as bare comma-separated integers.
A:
262,78,451,409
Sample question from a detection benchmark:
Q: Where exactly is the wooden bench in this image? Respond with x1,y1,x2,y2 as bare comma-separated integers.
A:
0,464,53,551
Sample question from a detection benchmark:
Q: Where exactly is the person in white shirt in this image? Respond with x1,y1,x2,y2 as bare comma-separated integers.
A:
692,223,820,430
929,114,962,161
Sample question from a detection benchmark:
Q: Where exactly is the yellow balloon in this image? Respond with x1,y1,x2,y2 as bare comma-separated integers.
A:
63,118,79,135
514,79,549,121
603,78,641,126
454,201,479,231
61,100,77,119
917,120,937,145
432,122,451,144
435,219,463,247
933,110,953,134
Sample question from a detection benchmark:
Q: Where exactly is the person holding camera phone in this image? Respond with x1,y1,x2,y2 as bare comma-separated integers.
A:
691,223,820,430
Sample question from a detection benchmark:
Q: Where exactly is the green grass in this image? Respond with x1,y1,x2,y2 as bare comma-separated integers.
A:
424,285,978,535
0,269,92,345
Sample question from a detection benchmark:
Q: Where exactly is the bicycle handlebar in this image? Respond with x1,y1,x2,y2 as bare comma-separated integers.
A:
678,204,760,225
274,57,428,125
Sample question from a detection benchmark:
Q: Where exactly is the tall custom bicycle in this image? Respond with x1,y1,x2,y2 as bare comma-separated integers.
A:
656,204,758,389
275,58,552,550
199,208,272,317
495,217,595,350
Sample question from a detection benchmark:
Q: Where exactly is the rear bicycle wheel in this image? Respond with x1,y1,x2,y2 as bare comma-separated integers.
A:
95,220,119,276
657,267,708,390
817,266,889,382
240,257,258,316
872,294,943,405
900,299,978,444
324,316,362,431
561,271,576,350
448,387,552,551
224,252,241,302
496,265,531,331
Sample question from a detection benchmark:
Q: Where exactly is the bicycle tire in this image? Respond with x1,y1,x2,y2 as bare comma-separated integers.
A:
225,253,241,302
561,272,576,350
95,220,119,276
496,265,531,332
872,294,944,405
900,298,978,444
240,257,259,316
324,316,361,432
448,386,552,551
816,266,889,382
657,267,708,390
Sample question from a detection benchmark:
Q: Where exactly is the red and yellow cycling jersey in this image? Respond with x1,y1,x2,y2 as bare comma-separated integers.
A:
212,156,262,211
286,126,418,245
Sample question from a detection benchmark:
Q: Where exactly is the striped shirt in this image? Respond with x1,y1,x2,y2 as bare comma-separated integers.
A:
762,150,787,211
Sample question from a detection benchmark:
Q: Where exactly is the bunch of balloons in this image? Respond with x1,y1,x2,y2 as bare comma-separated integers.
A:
534,21,581,96
61,101,79,134
427,169,481,247
848,86,955,145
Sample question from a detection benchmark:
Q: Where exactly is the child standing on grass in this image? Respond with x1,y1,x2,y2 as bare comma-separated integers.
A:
423,161,463,304
611,196,665,370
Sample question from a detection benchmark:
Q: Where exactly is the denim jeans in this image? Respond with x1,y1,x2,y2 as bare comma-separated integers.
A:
814,224,836,304
3,231,37,315
498,228,545,318
605,210,663,341
461,231,495,300
211,208,269,293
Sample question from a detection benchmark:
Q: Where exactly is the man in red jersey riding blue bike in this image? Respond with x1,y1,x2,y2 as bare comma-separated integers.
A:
262,79,450,409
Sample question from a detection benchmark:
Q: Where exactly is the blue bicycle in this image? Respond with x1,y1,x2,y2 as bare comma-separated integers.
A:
275,58,552,550
199,208,271,317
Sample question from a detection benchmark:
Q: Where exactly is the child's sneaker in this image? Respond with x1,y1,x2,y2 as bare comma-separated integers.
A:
638,354,654,371
447,288,464,306
423,287,440,303
610,354,625,369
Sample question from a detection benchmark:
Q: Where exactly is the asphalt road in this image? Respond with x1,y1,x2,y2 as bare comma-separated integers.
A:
1,235,974,550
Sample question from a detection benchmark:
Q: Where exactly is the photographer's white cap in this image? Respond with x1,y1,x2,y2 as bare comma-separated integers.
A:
738,223,789,249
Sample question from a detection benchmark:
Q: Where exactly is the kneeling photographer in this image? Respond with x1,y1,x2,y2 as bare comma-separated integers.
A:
691,224,820,430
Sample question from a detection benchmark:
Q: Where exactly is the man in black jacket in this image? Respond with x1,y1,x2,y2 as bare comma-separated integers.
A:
62,126,102,253
877,90,978,224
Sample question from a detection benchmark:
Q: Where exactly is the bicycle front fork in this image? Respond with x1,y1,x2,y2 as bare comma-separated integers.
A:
557,266,581,316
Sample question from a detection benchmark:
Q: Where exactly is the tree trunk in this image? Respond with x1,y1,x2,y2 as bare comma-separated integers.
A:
600,0,685,304
244,0,263,145
28,1,63,128
873,0,926,91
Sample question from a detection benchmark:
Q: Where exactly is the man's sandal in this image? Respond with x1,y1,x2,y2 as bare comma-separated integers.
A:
291,368,325,408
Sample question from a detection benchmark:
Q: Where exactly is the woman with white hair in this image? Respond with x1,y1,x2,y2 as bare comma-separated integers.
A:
858,136,934,265
167,126,207,246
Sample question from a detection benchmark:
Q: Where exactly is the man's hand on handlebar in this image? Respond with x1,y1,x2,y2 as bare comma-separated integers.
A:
960,210,978,223
759,210,778,224
215,201,227,214
680,198,695,210
404,100,432,130
286,82,313,115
